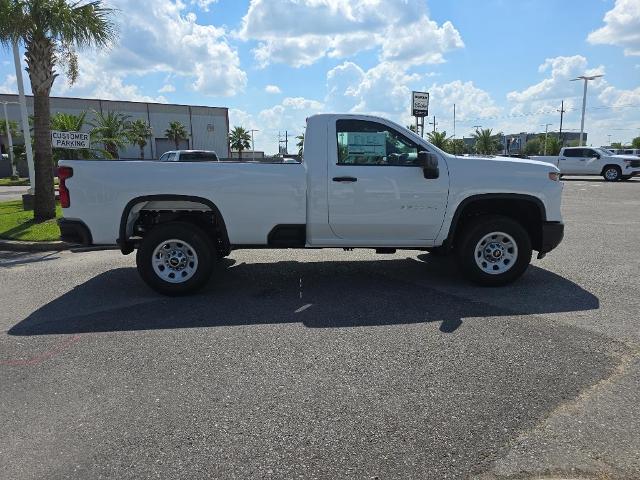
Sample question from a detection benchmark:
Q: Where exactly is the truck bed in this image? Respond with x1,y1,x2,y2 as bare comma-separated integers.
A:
59,160,307,245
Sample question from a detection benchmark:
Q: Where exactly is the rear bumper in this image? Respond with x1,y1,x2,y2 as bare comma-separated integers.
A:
539,221,564,255
58,218,93,245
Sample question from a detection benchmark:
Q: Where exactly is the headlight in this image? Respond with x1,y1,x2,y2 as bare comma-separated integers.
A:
548,172,560,181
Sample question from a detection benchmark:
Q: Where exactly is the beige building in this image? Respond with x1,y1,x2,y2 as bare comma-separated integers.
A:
0,94,230,161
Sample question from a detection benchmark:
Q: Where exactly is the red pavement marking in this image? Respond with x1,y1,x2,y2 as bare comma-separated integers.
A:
0,335,82,366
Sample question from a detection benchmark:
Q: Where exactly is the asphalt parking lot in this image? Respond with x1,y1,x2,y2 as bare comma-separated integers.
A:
1,177,639,480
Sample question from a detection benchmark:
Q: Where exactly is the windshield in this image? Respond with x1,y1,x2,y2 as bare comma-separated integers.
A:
595,148,612,156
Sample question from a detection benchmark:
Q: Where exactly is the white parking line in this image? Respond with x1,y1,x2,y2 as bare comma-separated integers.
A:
294,303,313,313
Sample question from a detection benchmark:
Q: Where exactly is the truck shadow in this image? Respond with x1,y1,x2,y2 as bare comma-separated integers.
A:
8,256,599,336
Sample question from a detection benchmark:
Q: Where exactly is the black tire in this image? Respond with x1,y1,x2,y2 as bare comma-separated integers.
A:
602,165,621,182
456,215,532,286
136,222,214,296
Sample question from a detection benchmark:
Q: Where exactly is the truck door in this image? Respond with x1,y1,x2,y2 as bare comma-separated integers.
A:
558,148,583,174
327,119,448,243
581,148,603,174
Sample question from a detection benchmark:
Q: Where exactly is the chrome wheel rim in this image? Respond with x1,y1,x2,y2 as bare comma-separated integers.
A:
474,231,518,275
151,239,198,283
605,168,618,180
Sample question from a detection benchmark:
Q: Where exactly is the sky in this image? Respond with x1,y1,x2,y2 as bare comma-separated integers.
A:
1,0,639,153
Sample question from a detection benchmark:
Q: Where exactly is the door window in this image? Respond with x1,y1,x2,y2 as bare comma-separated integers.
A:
336,120,420,166
563,149,580,157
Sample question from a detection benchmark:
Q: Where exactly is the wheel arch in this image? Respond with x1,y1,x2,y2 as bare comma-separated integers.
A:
444,193,546,252
118,195,230,255
601,164,622,176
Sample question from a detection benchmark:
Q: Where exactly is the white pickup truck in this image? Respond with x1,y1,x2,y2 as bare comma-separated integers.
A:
533,146,640,181
58,114,564,295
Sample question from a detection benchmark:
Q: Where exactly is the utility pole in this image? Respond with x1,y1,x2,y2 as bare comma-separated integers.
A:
607,134,612,145
428,115,437,133
278,131,289,154
1,101,19,177
571,74,603,146
541,123,552,155
557,100,565,146
248,129,259,161
473,125,482,133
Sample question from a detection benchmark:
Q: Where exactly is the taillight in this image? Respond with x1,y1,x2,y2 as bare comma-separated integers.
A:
58,166,73,208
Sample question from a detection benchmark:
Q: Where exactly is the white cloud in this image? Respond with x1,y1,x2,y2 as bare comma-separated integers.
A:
229,97,324,154
191,0,218,12
158,84,176,93
588,0,640,56
52,56,167,103
325,60,499,134
264,84,281,94
56,0,246,98
507,55,605,104
326,61,421,118
0,74,16,94
240,0,463,68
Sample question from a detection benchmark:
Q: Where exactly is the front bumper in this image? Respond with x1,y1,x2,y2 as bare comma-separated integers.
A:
538,221,564,258
58,218,93,245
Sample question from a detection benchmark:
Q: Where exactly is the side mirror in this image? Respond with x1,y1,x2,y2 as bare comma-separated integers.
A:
418,151,439,179
595,153,601,159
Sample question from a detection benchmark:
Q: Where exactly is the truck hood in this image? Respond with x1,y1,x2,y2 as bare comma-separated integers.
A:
452,154,558,169
612,154,639,160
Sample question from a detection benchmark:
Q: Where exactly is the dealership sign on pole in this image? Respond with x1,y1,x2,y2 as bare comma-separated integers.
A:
411,91,429,137
412,91,429,117
51,131,90,149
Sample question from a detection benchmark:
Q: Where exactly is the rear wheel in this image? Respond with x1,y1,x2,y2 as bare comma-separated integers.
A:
456,215,532,286
603,165,621,182
136,222,214,295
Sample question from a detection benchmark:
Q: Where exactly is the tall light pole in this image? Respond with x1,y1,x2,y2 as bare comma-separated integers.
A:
571,74,603,146
13,42,35,192
541,123,552,155
1,101,19,177
248,129,259,161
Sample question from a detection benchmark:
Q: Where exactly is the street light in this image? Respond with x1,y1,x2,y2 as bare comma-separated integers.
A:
248,129,259,161
571,74,603,146
541,123,552,155
1,100,19,178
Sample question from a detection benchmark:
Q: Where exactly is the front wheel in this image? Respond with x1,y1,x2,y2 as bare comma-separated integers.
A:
136,222,214,296
603,165,621,182
456,215,532,286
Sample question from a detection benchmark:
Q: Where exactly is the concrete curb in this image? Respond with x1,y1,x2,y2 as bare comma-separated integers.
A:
0,238,77,252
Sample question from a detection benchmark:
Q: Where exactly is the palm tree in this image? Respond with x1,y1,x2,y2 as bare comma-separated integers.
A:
473,128,501,155
426,130,450,151
296,133,304,156
89,110,131,159
127,119,153,159
0,0,117,220
229,126,251,159
165,121,188,150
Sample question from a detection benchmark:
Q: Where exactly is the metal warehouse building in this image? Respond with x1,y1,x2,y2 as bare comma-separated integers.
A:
0,94,230,161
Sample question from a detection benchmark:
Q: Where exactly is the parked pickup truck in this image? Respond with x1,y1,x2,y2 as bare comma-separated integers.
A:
533,146,640,181
158,150,220,162
58,114,564,295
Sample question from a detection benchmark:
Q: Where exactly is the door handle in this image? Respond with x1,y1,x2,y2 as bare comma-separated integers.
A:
332,176,357,182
